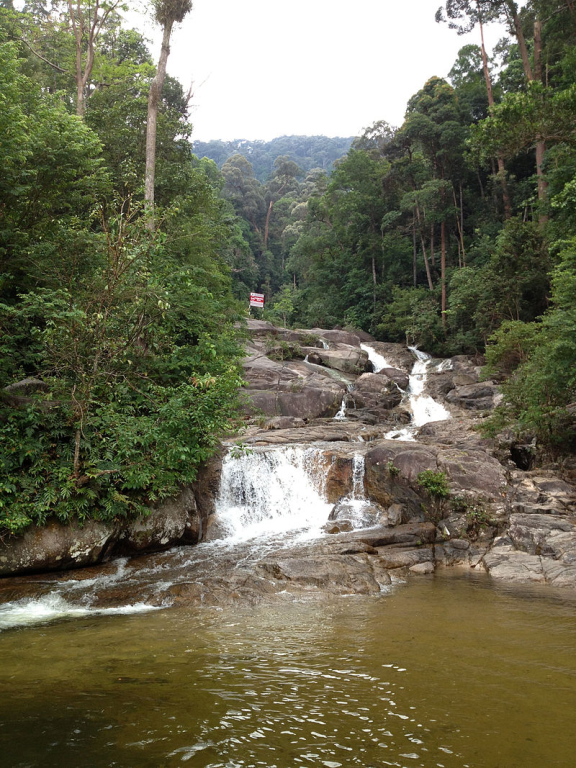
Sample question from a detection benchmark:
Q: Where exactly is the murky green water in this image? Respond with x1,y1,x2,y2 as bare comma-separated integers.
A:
1,572,575,767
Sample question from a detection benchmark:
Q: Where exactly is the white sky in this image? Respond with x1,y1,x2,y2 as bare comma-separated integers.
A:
131,0,507,142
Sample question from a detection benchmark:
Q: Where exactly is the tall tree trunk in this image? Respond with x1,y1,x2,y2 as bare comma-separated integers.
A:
415,204,434,291
412,218,417,287
430,225,435,266
263,201,273,249
533,17,548,223
441,221,447,332
371,255,377,311
67,0,118,117
452,184,467,266
478,11,512,219
145,20,174,229
508,4,534,81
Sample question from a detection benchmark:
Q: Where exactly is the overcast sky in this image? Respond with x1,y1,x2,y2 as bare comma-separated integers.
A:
131,0,507,142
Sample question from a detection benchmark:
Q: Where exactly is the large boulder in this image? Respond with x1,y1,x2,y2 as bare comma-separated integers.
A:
378,367,410,391
364,342,415,373
0,486,201,577
241,351,346,419
313,344,369,374
445,382,500,411
307,328,363,347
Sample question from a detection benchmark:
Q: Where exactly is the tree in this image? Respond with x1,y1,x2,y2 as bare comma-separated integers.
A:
66,0,124,116
145,0,192,227
436,0,513,217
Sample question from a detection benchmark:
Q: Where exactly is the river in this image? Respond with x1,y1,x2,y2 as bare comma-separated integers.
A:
1,573,576,767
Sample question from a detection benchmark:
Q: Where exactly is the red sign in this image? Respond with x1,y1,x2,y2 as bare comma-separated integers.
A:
249,293,265,308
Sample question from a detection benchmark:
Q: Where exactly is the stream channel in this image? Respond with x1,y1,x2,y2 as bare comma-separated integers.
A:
1,346,576,767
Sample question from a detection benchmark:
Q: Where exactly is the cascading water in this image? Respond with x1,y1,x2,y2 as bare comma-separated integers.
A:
360,342,389,373
405,348,451,428
361,343,451,441
213,447,333,543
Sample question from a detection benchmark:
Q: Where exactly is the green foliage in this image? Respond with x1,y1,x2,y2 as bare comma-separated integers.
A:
0,206,243,535
0,26,246,535
194,136,354,182
417,470,451,498
386,460,400,477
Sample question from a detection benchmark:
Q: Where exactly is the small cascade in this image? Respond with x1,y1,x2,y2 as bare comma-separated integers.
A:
385,347,450,441
334,394,348,421
406,348,451,428
320,339,330,350
214,447,333,543
330,454,377,529
360,343,389,373
351,453,366,500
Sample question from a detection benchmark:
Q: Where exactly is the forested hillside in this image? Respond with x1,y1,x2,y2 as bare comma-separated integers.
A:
192,136,354,182
223,1,576,450
0,1,246,534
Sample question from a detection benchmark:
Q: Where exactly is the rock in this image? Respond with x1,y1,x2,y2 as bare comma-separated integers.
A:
325,455,355,502
352,329,376,343
424,370,456,399
323,521,354,534
4,378,50,395
437,447,507,500
203,514,230,542
313,345,369,374
0,486,204,577
329,501,383,529
483,539,546,584
259,555,386,595
377,547,434,570
409,561,435,574
349,521,437,548
242,319,279,337
508,514,576,558
453,374,476,386
307,328,363,347
363,444,433,512
378,367,410,390
0,519,117,576
265,416,306,430
383,503,407,527
117,487,200,554
241,352,346,419
445,382,499,411
193,451,223,522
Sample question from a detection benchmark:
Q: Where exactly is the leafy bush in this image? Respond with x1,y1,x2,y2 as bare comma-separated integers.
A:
0,209,243,535
417,469,451,498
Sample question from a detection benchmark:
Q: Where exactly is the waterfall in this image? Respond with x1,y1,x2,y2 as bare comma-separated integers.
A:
360,343,389,373
330,454,378,529
405,348,451,428
351,453,366,500
334,395,348,421
214,447,333,543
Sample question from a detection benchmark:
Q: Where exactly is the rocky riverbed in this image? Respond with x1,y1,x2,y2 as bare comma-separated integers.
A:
1,320,576,620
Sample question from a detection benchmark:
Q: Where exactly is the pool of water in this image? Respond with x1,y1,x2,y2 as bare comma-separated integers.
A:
1,572,575,767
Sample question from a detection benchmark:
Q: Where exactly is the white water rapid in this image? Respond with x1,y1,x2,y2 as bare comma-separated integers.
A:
361,343,451,441
213,447,333,544
360,342,388,373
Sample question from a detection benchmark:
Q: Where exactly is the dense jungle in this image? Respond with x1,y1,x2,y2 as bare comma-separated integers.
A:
0,0,575,542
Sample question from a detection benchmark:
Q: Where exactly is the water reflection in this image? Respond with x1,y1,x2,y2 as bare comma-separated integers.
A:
1,573,576,767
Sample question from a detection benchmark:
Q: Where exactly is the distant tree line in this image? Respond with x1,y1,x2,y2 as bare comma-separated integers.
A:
193,136,354,182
